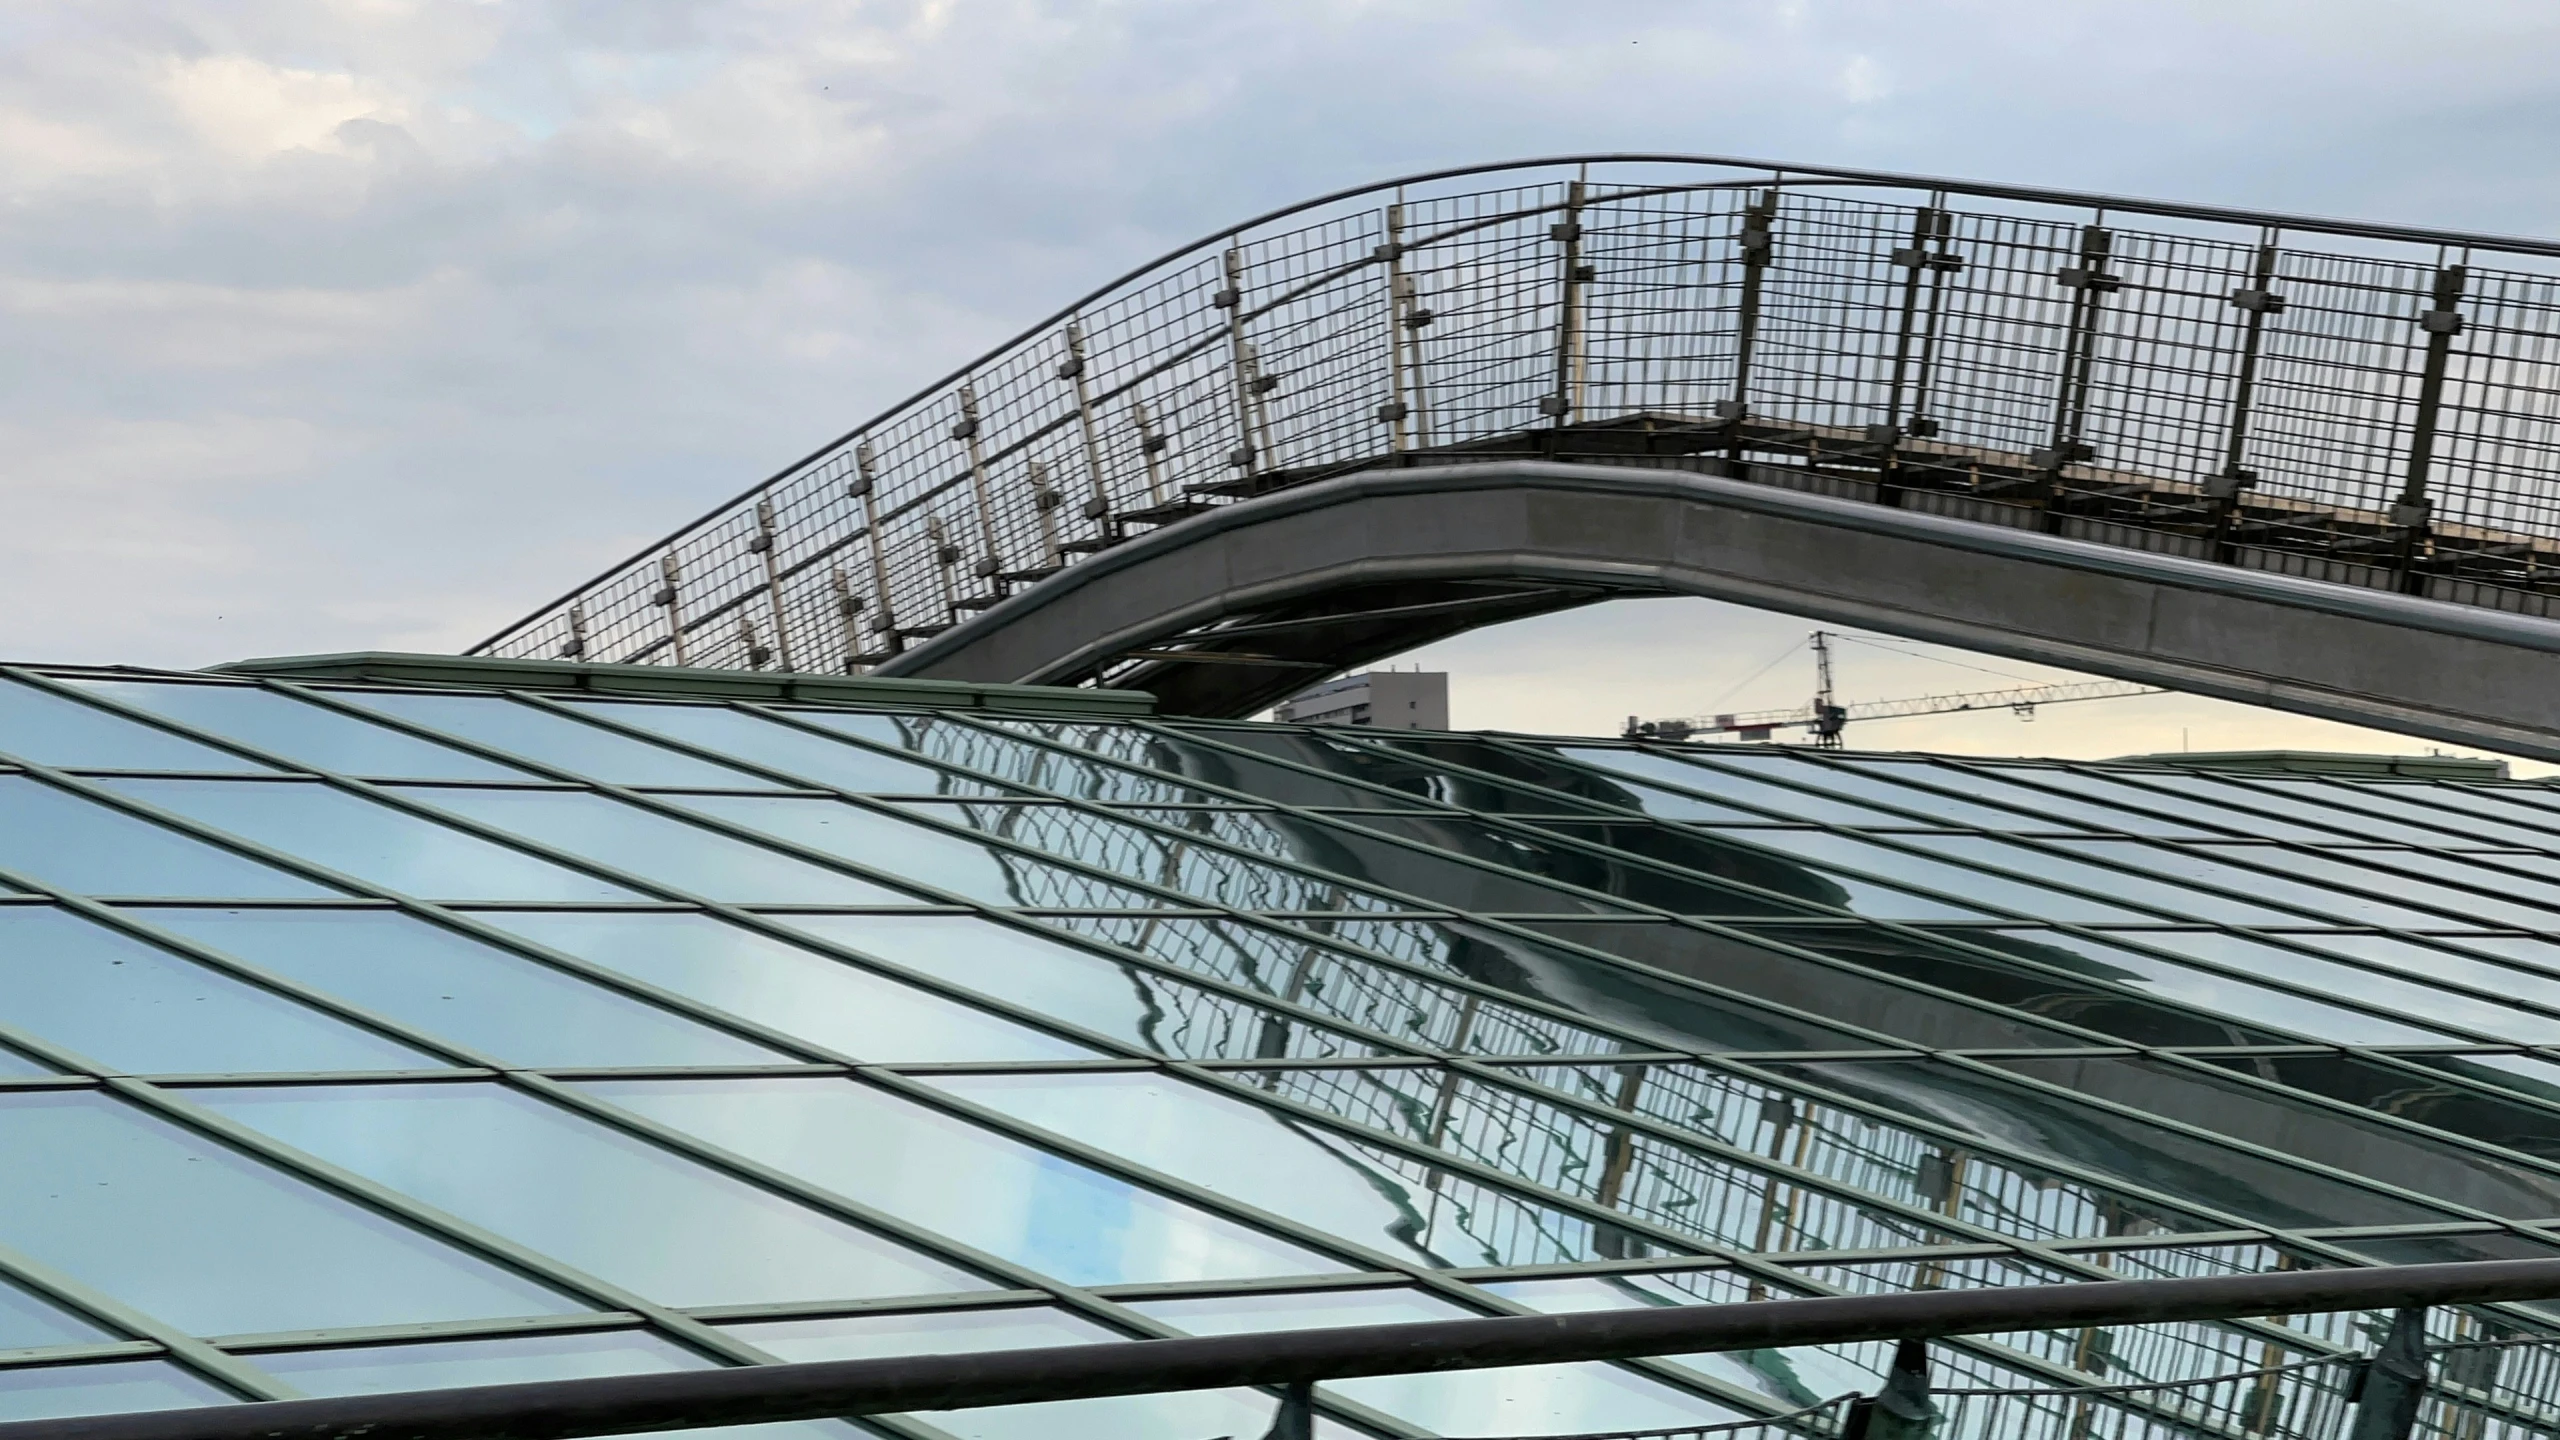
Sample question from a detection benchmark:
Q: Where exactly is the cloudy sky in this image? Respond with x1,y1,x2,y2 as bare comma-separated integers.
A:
8,1,2559,761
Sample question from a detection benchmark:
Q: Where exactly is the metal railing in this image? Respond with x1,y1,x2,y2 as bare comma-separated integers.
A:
468,154,2560,678
18,1257,2560,1440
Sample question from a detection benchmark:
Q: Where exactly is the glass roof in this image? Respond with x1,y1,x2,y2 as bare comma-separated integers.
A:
4,664,2560,1436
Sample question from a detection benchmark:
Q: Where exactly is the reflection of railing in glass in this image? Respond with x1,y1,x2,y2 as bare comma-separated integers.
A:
472,156,2560,676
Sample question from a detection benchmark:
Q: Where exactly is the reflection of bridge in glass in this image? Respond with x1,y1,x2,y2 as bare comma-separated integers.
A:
473,156,2560,741
849,709,2518,1408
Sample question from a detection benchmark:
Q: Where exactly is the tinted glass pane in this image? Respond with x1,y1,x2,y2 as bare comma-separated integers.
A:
0,777,339,900
730,1307,1282,1440
473,911,1097,1063
0,1091,575,1333
1697,830,2153,923
408,789,915,906
1953,928,2457,1046
0,678,274,774
332,692,784,788
664,795,1167,908
100,780,640,903
259,1330,854,1440
0,907,435,1073
1553,748,1914,826
74,683,534,782
582,1077,1343,1286
0,1361,231,1421
139,909,787,1067
0,1280,110,1349
1135,1288,1734,1433
1850,759,2223,837
196,1082,985,1307
932,1070,1660,1269
561,703,977,795
774,914,1293,1055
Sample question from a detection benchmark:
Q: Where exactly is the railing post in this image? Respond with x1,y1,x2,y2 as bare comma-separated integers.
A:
1387,206,1437,450
848,442,899,657
748,498,796,672
1028,459,1065,570
1219,247,1264,481
1377,202,1419,454
559,601,588,661
951,382,1005,594
651,552,688,666
1845,1338,1936,1440
1541,178,1590,438
1058,320,1116,544
2349,1305,2433,1440
2036,222,2120,532
2394,264,2468,595
924,514,962,623
1721,190,1778,471
1131,401,1172,508
827,566,864,672
1878,205,1960,505
2210,237,2286,563
1259,1380,1315,1440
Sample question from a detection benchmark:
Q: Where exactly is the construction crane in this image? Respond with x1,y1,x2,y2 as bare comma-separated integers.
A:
1623,631,2165,749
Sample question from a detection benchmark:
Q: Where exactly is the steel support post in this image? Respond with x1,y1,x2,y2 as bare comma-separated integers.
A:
1844,1339,1936,1440
1260,1380,1316,1440
1059,320,1116,542
2394,264,2468,595
1387,208,1437,451
651,552,688,665
1877,205,1954,506
924,513,961,622
849,441,900,656
1376,203,1418,454
2036,223,2120,531
559,601,587,660
1541,179,1590,437
2348,1306,2433,1440
827,566,864,671
1028,459,1065,568
1132,401,1171,507
748,497,796,672
1720,191,1778,469
1220,247,1263,479
2210,239,2285,563
952,382,1006,588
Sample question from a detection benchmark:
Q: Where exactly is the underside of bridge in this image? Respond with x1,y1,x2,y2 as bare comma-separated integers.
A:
873,459,2560,761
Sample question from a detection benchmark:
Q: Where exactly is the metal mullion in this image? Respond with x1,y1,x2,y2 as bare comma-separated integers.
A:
207,1311,649,1355
0,1343,166,1371
679,1290,1056,1324
499,1077,1449,1438
840,1062,1790,1420
0,1241,281,1401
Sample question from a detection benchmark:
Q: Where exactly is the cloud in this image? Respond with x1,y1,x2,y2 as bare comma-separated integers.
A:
2,0,2557,780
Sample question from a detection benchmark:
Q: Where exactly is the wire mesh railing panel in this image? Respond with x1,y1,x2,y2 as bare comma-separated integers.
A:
472,157,2560,675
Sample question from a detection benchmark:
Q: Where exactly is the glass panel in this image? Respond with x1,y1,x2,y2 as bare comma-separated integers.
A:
772,913,1359,1059
406,789,915,905
0,907,436,1073
929,1070,1670,1269
137,909,788,1068
259,1330,854,1440
71,683,534,782
581,1076,1344,1286
2232,846,2560,930
0,1280,110,1349
472,911,1099,1063
331,692,785,788
100,779,641,903
0,677,276,774
560,702,987,796
2001,769,2353,844
195,1082,987,1307
1923,835,2323,924
2117,772,2461,844
1133,1288,1736,1433
664,794,1171,908
731,1306,1285,1440
0,1090,576,1333
1856,758,2225,837
2123,930,2560,1043
1689,829,2109,922
1553,747,1917,826
0,1360,231,1421
0,777,341,899
1681,752,2054,831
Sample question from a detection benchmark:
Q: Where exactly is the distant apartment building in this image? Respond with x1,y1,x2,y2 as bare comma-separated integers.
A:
1274,669,1449,729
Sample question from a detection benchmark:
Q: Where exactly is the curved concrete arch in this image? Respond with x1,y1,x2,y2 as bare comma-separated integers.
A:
877,460,2560,759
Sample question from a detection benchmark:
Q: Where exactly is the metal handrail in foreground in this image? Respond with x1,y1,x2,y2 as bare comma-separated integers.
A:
18,1257,2560,1440
470,153,2560,683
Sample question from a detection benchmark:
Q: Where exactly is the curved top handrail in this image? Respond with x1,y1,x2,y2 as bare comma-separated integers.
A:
469,152,2560,653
